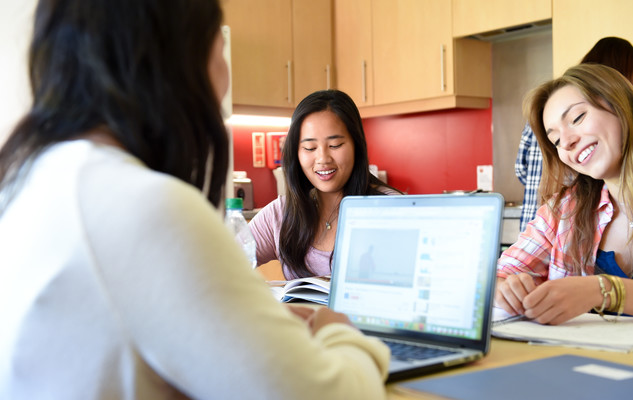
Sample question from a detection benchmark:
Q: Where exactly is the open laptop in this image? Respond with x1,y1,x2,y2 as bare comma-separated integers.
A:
328,193,504,382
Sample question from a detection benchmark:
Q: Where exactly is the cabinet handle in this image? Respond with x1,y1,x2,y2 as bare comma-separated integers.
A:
361,60,367,103
326,64,331,90
440,45,446,92
287,60,293,104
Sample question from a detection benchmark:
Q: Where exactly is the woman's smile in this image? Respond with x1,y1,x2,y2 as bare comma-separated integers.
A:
576,143,597,164
298,110,355,194
543,85,623,185
315,168,336,180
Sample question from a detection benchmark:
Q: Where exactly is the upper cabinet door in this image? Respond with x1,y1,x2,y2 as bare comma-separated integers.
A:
553,0,633,77
452,0,552,38
292,0,333,105
335,0,490,115
224,0,332,111
224,0,293,109
372,0,454,104
334,0,374,107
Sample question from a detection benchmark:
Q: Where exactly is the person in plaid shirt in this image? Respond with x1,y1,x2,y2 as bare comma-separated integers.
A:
515,123,543,232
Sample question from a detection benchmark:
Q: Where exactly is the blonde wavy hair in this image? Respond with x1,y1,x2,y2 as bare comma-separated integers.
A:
524,63,633,274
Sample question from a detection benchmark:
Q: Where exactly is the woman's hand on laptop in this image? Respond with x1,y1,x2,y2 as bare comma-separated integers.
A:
286,304,317,321
287,305,355,335
308,308,355,334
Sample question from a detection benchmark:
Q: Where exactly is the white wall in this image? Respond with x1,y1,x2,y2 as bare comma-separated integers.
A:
0,0,37,146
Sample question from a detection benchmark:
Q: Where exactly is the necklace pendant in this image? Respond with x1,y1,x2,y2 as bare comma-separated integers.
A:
326,222,331,230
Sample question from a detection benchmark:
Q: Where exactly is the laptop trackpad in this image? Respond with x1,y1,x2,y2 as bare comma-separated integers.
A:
390,359,417,372
390,357,436,372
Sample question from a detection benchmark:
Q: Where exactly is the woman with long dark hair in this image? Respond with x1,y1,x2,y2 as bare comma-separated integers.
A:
250,89,399,279
0,1,389,398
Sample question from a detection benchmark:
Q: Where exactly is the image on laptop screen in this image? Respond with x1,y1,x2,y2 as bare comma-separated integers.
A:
329,194,502,342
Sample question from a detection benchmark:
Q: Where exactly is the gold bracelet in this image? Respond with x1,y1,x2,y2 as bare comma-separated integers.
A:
614,276,626,316
604,274,624,314
593,275,609,316
600,274,618,312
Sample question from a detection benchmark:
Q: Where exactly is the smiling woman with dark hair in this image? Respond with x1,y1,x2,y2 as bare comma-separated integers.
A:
250,89,400,279
0,1,390,398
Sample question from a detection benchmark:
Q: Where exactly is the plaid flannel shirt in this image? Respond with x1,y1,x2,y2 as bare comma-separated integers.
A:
515,123,543,232
497,184,613,280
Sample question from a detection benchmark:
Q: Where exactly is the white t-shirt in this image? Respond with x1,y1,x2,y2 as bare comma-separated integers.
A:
0,140,389,399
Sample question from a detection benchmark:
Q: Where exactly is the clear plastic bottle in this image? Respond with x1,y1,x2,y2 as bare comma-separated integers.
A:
225,198,257,269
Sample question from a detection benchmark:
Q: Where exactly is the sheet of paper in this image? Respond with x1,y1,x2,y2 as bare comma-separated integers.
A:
492,312,633,353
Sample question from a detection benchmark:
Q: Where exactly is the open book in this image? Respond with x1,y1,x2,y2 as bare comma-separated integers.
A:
268,276,331,305
492,307,633,353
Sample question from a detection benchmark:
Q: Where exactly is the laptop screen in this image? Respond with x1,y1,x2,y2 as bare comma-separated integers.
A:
329,194,503,343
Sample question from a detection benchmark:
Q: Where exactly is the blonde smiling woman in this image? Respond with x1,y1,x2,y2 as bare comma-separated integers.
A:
496,63,633,325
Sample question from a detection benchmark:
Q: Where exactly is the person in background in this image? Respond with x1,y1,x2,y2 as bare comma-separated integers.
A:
0,1,390,398
249,89,400,279
515,36,633,232
515,121,542,232
496,63,633,325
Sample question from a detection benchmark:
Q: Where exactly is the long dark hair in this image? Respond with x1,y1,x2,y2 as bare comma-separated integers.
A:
526,64,633,274
581,36,633,81
0,0,228,209
280,89,397,277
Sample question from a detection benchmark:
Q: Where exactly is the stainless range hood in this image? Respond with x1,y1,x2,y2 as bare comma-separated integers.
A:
469,20,552,42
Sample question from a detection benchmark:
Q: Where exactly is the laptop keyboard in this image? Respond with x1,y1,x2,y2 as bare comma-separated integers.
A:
383,339,457,361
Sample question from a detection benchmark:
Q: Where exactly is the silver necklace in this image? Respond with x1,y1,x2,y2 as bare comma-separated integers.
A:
323,200,340,230
325,210,338,230
314,192,341,231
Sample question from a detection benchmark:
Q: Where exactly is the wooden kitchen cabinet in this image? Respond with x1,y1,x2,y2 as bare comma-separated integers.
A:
333,0,374,107
224,0,332,114
552,0,633,77
372,0,454,105
292,0,333,105
452,0,551,38
223,0,292,110
334,0,491,117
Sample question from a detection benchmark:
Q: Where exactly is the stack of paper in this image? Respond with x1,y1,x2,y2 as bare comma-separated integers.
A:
491,310,633,353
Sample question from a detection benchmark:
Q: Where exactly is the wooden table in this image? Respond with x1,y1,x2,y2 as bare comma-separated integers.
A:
386,338,633,399
257,260,285,281
260,270,633,398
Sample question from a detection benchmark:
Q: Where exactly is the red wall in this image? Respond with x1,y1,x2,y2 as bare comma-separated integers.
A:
363,106,493,194
232,105,492,208
231,124,287,209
